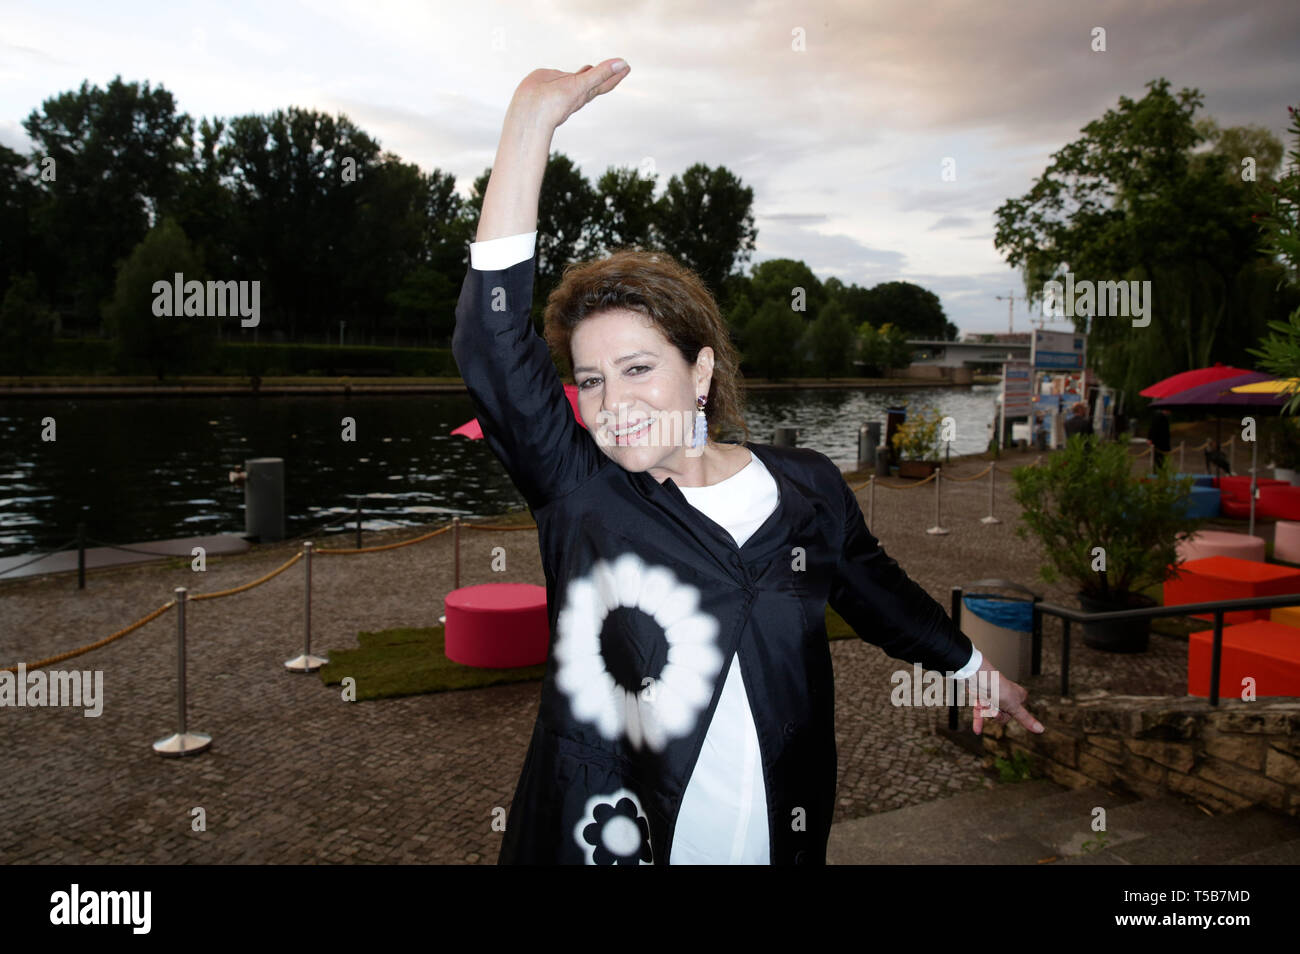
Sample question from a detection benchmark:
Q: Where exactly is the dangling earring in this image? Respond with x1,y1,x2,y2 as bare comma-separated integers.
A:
692,394,708,448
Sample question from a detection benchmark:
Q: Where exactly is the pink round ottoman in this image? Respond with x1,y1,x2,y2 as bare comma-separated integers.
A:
1175,529,1266,563
444,583,548,668
1274,520,1300,564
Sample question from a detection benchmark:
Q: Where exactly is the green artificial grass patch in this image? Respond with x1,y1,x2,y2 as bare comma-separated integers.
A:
825,605,856,641
318,625,547,701
320,607,860,701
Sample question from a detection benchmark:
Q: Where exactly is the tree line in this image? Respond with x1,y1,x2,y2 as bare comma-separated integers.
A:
0,76,958,379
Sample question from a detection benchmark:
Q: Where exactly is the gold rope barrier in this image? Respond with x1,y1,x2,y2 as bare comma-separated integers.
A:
316,524,452,555
189,551,303,599
1,514,501,673
463,522,538,531
874,471,939,490
3,599,176,673
939,464,994,482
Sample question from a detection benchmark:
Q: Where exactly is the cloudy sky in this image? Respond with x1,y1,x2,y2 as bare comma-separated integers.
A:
2,0,1297,335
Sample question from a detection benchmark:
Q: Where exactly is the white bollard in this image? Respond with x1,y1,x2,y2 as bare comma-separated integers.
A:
153,587,212,757
926,468,949,535
286,541,328,672
981,465,1001,525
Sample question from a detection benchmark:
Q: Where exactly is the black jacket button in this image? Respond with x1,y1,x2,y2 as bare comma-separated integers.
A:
783,721,796,738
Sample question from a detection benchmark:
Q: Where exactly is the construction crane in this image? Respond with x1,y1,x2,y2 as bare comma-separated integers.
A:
994,292,1023,334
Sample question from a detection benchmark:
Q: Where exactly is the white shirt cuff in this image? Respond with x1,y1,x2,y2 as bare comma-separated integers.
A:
952,647,983,681
469,231,537,271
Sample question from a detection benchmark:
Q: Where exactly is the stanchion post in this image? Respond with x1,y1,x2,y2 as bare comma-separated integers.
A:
926,468,949,535
285,541,327,672
1249,436,1258,539
77,521,86,590
153,587,212,756
355,496,362,550
981,465,1000,525
453,516,461,590
948,586,962,731
867,476,875,527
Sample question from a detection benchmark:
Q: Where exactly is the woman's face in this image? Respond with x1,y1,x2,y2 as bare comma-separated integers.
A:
570,308,713,476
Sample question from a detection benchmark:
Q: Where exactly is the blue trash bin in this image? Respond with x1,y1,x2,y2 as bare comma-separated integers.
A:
1182,485,1221,519
963,592,1034,681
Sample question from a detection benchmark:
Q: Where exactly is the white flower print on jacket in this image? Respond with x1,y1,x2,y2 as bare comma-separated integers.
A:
554,552,724,752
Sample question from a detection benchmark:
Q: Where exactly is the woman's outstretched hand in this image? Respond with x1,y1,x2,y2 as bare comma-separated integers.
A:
969,660,1044,736
509,58,630,132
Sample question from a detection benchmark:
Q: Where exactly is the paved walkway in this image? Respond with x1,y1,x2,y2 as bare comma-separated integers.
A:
0,534,251,583
0,448,1199,863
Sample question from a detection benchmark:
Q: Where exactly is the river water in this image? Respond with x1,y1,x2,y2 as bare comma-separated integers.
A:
0,385,998,558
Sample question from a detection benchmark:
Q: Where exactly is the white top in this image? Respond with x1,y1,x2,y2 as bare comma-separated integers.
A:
469,231,982,864
672,450,779,864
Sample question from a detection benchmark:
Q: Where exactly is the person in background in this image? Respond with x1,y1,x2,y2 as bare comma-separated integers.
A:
1064,401,1093,440
1148,407,1172,469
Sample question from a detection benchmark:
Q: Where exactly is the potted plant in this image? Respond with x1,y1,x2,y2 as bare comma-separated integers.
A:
1011,433,1206,653
890,404,943,478
1273,415,1300,485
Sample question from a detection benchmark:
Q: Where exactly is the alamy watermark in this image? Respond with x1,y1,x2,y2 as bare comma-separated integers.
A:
592,406,706,457
0,664,103,717
1042,272,1151,328
50,884,150,934
151,272,260,327
890,663,1000,711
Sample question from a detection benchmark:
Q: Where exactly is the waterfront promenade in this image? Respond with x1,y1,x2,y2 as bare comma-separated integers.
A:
0,445,1192,863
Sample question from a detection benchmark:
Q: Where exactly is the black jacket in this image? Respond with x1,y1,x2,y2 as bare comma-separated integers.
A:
1064,415,1093,438
452,255,975,865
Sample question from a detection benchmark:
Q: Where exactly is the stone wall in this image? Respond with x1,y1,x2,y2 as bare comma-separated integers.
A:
976,690,1300,816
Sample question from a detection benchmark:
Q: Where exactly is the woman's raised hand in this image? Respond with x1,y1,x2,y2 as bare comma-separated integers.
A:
508,59,630,132
476,60,628,243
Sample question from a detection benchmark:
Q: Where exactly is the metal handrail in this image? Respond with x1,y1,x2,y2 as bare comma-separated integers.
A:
1033,592,1300,707
964,579,1043,600
946,589,1300,731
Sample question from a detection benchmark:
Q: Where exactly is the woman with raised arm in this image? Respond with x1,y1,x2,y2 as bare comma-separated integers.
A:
452,59,1043,866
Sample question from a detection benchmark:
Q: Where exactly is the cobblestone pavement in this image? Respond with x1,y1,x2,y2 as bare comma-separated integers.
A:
0,447,1197,863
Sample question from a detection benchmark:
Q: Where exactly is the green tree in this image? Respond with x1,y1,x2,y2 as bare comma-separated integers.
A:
861,281,956,340
594,164,659,252
0,273,58,374
857,321,912,375
743,299,805,380
397,167,475,345
223,107,387,341
0,145,43,302
994,78,1287,408
655,162,757,298
167,116,237,284
726,291,755,340
805,300,856,377
1248,104,1300,413
103,217,215,380
22,76,192,332
747,258,826,320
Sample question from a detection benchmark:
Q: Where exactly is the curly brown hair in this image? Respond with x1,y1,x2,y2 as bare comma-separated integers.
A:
543,248,749,444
